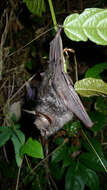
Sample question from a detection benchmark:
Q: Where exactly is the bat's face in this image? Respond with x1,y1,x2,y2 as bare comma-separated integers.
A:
34,103,73,137
34,113,51,136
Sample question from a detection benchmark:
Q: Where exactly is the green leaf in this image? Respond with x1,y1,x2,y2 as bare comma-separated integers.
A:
51,144,67,163
54,136,65,145
20,137,44,159
89,111,106,131
83,9,107,45
85,169,99,190
50,162,65,180
82,137,103,156
81,137,107,172
14,124,21,129
11,130,25,167
0,127,12,147
63,8,107,45
74,78,107,97
26,60,33,70
0,126,10,132
79,163,100,190
95,96,107,115
23,0,46,17
65,162,85,190
62,156,72,168
79,152,107,172
64,13,87,42
85,62,107,78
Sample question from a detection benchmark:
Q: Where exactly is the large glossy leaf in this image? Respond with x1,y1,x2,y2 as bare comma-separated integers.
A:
82,137,103,156
82,137,107,172
79,163,100,190
85,62,107,78
23,0,46,16
50,162,65,180
79,152,107,172
11,130,25,167
74,78,107,97
84,169,99,190
51,144,67,163
63,8,107,45
65,162,85,190
20,137,44,159
65,161,100,190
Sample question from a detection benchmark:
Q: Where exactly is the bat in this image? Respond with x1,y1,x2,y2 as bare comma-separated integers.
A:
34,29,93,137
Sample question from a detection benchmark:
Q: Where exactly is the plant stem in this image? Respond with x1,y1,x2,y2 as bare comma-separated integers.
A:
48,0,58,30
15,159,23,190
82,129,107,173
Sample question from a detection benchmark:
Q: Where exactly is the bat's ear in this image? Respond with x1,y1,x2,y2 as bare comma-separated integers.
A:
23,109,36,115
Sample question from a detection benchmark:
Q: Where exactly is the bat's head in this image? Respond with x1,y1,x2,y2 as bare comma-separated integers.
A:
34,111,52,136
34,103,73,137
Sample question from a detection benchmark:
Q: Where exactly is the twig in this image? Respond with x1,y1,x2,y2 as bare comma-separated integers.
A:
8,27,54,57
9,74,37,102
102,142,107,145
49,174,59,190
0,10,9,80
8,74,15,98
3,145,9,163
0,79,8,91
15,159,23,190
81,129,107,173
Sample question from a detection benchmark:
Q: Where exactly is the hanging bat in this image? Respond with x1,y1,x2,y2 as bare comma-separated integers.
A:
34,29,93,137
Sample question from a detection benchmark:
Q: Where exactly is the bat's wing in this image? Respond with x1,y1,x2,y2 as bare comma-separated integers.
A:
49,29,93,128
60,73,93,128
